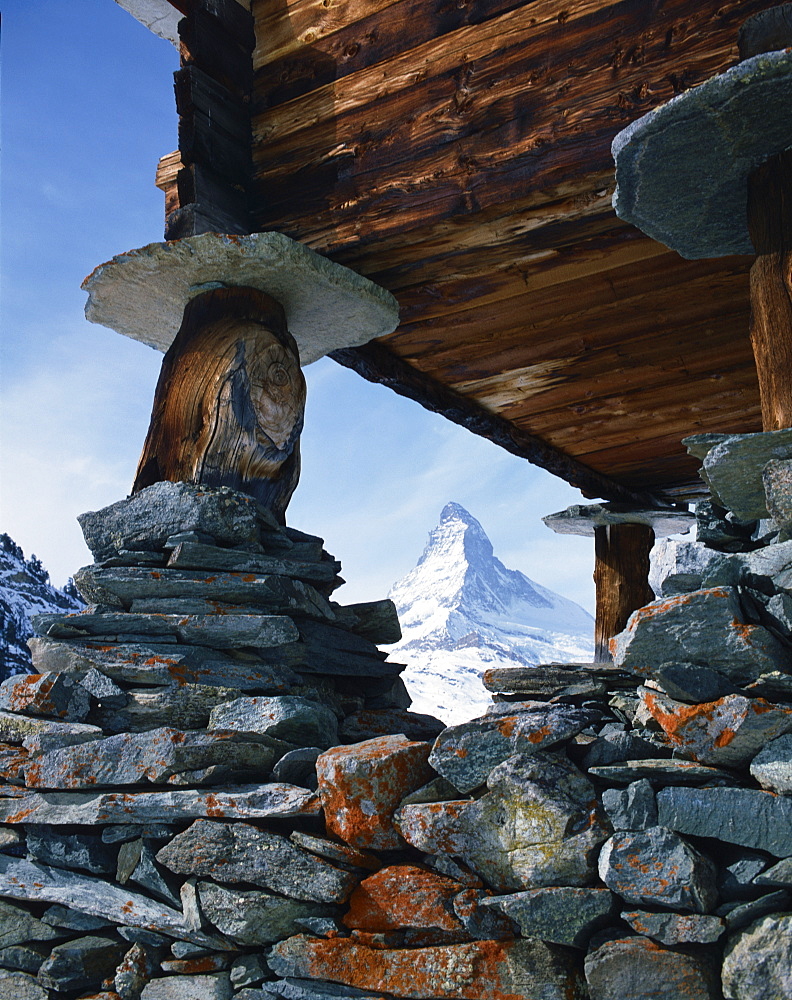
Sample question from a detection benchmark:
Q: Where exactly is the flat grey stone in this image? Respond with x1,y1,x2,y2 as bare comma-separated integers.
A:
83,232,400,366
37,934,127,993
460,752,611,890
79,666,125,707
198,882,335,945
122,841,181,907
26,727,290,789
332,600,402,645
611,587,789,686
29,636,301,692
339,708,445,744
156,820,357,903
167,540,339,581
34,610,299,649
0,856,224,946
657,785,792,856
621,910,724,945
482,887,614,948
0,899,62,948
208,696,338,748
93,684,267,734
482,664,610,699
0,783,319,825
41,904,113,931
0,971,48,1000
695,498,758,551
580,731,659,768
452,887,515,940
0,942,50,974
750,732,792,793
720,889,792,931
26,825,117,875
722,913,792,1000
0,671,90,721
588,758,735,785
254,980,394,1000
140,973,233,1000
543,503,693,538
289,832,380,873
0,711,101,748
755,855,792,887
230,955,269,988
74,564,336,620
764,457,792,529
686,430,792,520
612,49,792,258
601,779,658,830
598,827,717,913
585,935,721,999
649,661,740,703
429,706,596,792
701,537,792,593
78,481,270,561
717,849,772,901
115,942,160,1000
271,747,322,789
649,538,724,597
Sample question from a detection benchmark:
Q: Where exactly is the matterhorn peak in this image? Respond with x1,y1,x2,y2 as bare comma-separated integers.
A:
388,503,594,724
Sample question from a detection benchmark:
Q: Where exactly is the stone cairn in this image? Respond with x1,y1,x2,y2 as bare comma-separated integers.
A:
0,438,789,999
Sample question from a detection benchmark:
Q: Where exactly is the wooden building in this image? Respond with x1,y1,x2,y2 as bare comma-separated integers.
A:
122,0,778,507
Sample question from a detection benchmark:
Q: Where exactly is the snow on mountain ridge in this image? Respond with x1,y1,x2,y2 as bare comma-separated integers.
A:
388,503,594,724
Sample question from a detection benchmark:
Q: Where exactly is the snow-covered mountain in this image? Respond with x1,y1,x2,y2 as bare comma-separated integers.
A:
388,502,594,724
0,534,83,680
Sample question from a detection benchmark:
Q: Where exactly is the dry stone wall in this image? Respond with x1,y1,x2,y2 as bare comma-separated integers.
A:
0,439,789,999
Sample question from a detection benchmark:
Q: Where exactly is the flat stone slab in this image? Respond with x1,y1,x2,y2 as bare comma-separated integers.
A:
612,49,792,258
482,887,615,948
589,758,737,785
585,935,721,1000
542,503,693,538
0,783,320,824
82,232,400,366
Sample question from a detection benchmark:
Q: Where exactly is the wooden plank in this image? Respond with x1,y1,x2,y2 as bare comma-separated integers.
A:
177,162,249,222
179,107,252,186
175,65,251,143
165,201,250,238
330,340,671,506
181,5,254,97
594,523,655,661
155,150,183,217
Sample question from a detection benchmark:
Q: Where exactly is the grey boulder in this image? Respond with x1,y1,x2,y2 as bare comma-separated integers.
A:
208,696,338,749
749,732,792,793
198,882,336,945
722,913,792,1000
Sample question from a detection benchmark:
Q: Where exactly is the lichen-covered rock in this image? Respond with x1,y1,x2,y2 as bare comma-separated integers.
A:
611,588,788,685
584,935,720,999
0,971,48,1000
316,736,433,849
621,910,725,945
268,935,586,999
339,709,444,744
642,691,792,767
208,696,338,748
749,733,792,793
429,707,595,793
764,458,792,529
393,800,473,854
197,882,335,945
598,827,717,913
0,672,90,721
722,913,792,999
452,888,515,941
115,942,160,1000
156,820,358,903
482,887,615,948
460,753,611,890
343,865,464,934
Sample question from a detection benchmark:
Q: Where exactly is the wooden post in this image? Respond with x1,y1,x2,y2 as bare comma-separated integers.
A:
132,286,306,522
593,523,655,662
747,148,792,431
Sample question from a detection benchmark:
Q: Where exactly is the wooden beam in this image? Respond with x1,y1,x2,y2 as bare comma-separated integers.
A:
330,340,670,507
594,523,655,662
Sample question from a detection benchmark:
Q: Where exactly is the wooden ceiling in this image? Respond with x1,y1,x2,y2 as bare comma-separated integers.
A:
150,0,782,503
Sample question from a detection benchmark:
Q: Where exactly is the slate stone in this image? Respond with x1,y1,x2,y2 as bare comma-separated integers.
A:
749,732,792,793
316,736,434,850
649,538,724,597
598,827,717,912
657,785,792,856
611,587,789,685
289,832,381,873
166,540,340,584
161,954,232,974
230,955,268,988
695,499,757,552
621,910,725,945
26,825,117,874
763,457,792,529
118,927,171,949
42,904,113,931
393,801,474,855
0,783,319,825
0,828,22,852
180,878,202,932
429,706,596,792
156,820,358,903
754,856,792,887
102,824,177,844
293,916,348,938
722,913,792,999
580,731,660,768
0,671,90,721
0,971,47,1000
642,690,792,767
460,753,612,890
482,664,612,700
584,935,720,999
339,709,445,744
543,503,693,537
74,565,336,621
720,890,792,932
197,882,335,946
601,779,658,831
93,684,254,734
399,776,464,807
0,898,62,948
37,934,127,993
77,481,265,561
483,887,614,948
650,661,740,703
587,757,736,786
702,537,792,594
0,942,49,974
717,849,771,902
115,942,160,1000
0,711,101,748
79,666,126,707
119,841,181,907
451,888,515,940
208,696,338,748
29,636,301,692
140,973,234,999
331,600,402,644
269,936,585,999
254,980,392,1000
0,856,225,946
271,747,321,789
35,610,299,649
25,727,290,789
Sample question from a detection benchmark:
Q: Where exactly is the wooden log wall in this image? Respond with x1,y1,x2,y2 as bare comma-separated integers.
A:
164,0,255,239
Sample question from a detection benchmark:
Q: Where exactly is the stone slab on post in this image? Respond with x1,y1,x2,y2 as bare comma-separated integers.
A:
611,7,792,431
543,504,694,663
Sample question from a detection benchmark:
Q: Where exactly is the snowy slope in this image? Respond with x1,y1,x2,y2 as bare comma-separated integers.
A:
0,534,83,679
387,503,594,724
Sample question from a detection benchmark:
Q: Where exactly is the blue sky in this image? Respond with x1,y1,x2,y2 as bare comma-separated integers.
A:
0,0,595,612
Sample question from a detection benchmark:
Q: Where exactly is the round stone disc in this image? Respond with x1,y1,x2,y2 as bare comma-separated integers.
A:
612,49,792,259
543,503,694,538
82,232,400,366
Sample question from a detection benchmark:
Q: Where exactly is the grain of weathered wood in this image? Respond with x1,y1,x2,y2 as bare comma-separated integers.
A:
747,149,792,431
133,286,305,519
155,150,183,217
181,3,255,98
594,523,655,662
175,65,251,143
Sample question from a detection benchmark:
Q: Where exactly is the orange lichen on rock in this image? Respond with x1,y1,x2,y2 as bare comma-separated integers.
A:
343,865,465,933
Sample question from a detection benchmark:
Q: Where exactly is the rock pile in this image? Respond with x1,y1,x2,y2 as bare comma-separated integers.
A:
0,430,790,999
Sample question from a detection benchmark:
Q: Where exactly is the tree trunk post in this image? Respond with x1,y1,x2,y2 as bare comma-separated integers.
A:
593,522,656,662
